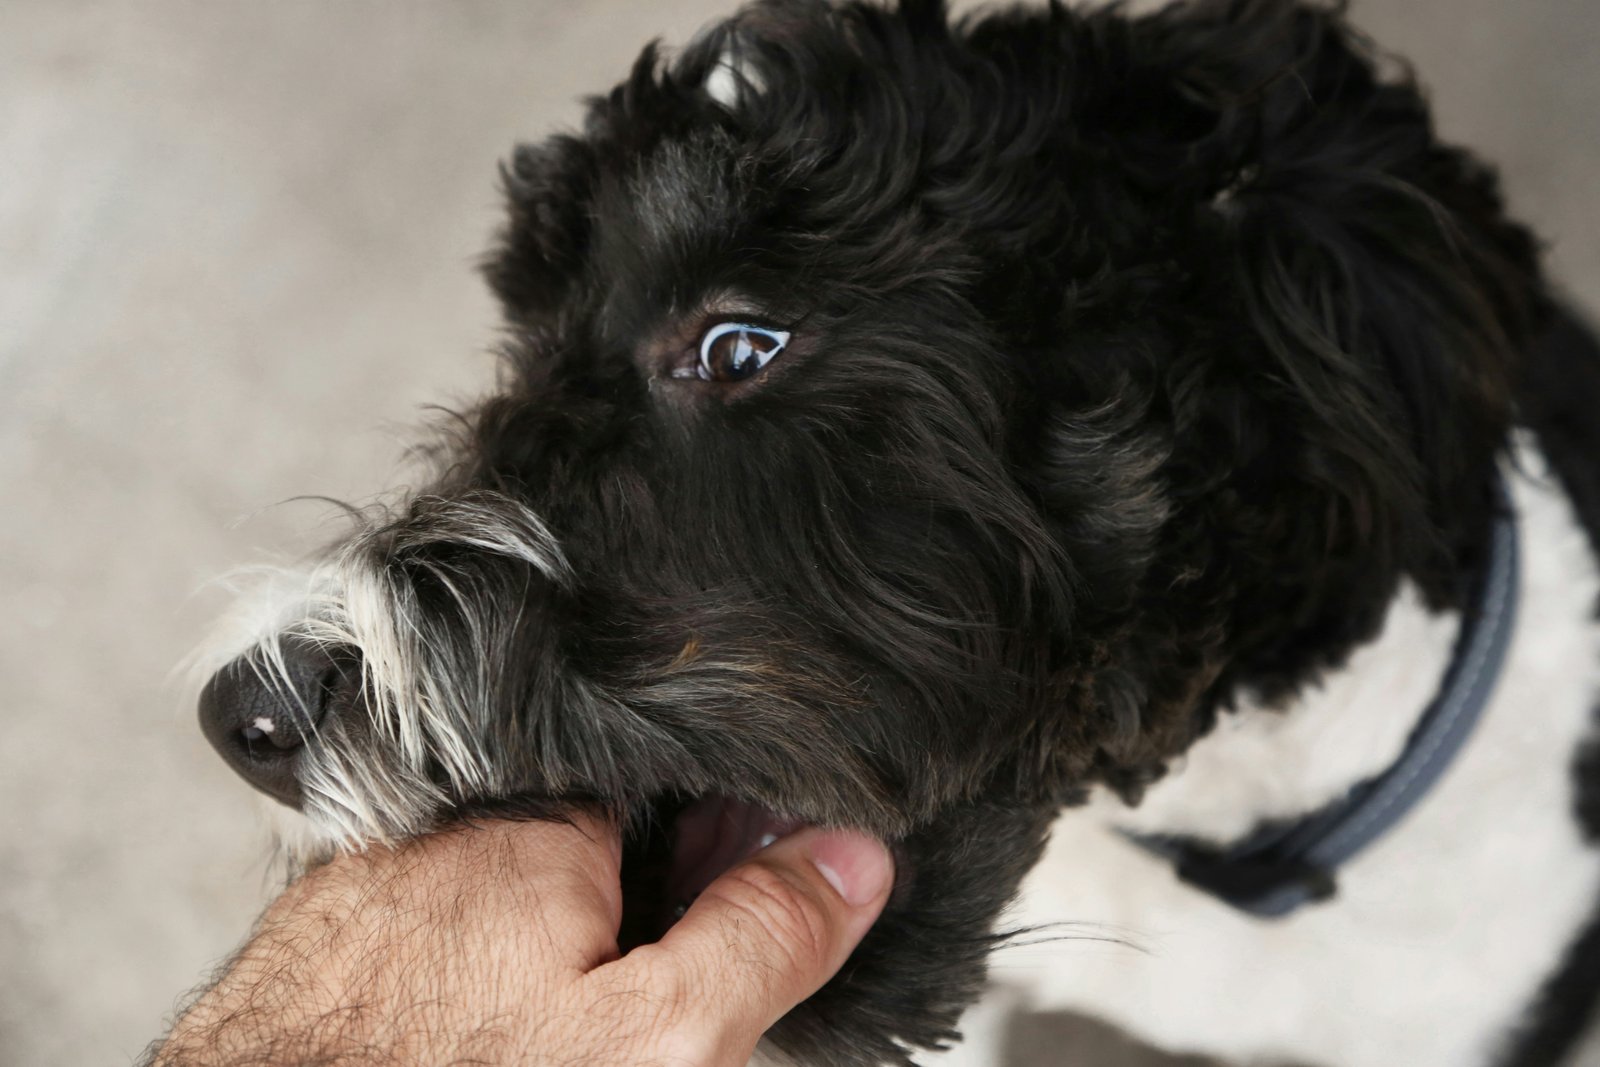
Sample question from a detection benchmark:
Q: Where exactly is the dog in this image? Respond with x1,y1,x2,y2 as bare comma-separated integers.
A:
192,1,1600,1064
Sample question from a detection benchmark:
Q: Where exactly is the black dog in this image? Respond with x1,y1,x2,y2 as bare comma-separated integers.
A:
196,1,1600,1063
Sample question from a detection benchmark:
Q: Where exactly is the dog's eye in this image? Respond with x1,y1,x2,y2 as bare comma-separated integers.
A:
697,323,789,383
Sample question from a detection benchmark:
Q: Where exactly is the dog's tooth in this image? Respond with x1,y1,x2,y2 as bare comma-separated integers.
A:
758,832,778,849
671,902,688,919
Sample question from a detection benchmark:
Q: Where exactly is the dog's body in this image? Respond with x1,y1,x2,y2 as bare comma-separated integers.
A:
194,1,1600,1064
935,440,1600,1067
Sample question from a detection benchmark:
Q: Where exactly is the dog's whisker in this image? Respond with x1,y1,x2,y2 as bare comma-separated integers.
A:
988,921,1153,956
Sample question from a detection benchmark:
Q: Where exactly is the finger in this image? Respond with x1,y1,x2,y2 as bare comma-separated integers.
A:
625,827,894,1058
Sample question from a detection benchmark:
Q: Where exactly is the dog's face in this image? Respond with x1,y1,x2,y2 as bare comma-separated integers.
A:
197,1,1536,1062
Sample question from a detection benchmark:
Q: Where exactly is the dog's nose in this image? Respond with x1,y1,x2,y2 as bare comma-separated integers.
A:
198,638,343,809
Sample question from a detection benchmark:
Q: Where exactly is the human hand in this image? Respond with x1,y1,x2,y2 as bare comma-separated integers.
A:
149,815,894,1066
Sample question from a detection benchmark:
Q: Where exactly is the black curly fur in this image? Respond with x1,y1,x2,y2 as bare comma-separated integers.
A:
226,0,1584,1062
443,0,1553,1060
468,6,1548,1054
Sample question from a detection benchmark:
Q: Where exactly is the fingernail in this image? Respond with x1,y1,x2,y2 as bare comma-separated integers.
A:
806,830,894,907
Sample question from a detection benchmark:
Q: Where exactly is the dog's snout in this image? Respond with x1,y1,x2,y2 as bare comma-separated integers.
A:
198,638,345,809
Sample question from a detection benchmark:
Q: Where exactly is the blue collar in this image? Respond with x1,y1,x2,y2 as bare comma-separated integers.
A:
1132,476,1520,918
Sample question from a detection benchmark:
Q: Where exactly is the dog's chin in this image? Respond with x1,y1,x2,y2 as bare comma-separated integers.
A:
618,793,865,950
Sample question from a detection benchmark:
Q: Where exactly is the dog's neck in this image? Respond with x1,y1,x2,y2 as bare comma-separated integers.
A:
994,447,1600,1067
1099,582,1462,846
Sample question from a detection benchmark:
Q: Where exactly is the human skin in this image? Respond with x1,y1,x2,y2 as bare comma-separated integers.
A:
148,816,894,1066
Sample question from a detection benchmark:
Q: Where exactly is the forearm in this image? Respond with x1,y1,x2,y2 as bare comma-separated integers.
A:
147,828,562,1067
144,817,892,1067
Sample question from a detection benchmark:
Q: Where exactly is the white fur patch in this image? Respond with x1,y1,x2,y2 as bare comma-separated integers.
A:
974,445,1600,1067
1111,581,1459,846
704,40,764,109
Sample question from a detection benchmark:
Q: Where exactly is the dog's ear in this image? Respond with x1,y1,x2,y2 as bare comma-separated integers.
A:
1117,0,1541,595
485,133,601,327
1033,0,1547,795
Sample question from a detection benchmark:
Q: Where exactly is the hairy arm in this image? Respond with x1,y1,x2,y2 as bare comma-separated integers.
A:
146,818,892,1067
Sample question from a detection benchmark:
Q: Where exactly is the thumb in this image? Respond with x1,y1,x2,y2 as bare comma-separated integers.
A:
646,827,894,1057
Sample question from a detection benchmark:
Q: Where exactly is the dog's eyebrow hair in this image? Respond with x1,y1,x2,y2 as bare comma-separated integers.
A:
380,493,573,586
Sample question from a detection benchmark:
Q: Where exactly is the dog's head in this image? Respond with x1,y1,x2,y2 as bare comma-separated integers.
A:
196,1,1540,1062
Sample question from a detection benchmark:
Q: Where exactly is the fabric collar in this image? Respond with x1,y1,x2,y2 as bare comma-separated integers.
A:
1131,474,1520,919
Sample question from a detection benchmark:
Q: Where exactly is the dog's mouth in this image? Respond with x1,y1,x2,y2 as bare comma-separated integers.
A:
619,793,809,949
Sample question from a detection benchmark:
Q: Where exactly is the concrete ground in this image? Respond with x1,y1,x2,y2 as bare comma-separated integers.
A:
1,1,1595,1065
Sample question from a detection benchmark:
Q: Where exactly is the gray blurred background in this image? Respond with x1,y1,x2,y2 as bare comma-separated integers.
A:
1,2,1595,1065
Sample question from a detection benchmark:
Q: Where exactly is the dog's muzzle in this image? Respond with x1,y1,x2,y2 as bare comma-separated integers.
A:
198,637,345,808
